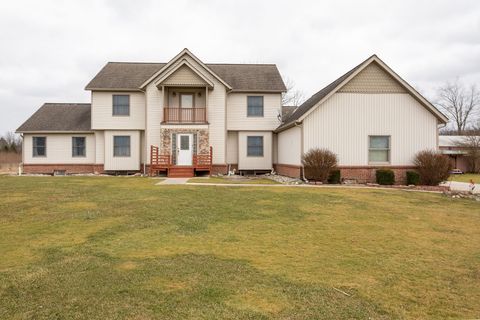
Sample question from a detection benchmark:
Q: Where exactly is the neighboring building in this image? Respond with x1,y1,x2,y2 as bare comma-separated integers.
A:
17,50,448,181
275,55,448,183
439,135,479,172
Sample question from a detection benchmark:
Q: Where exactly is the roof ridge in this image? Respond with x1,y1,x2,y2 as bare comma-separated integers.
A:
207,63,277,66
108,61,166,65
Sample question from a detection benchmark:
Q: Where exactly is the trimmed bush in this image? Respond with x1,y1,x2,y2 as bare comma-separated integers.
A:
327,169,341,184
413,150,451,186
406,171,420,185
376,169,395,185
302,148,338,182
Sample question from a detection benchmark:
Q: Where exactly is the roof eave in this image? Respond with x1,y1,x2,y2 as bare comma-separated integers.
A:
16,130,93,134
85,87,144,92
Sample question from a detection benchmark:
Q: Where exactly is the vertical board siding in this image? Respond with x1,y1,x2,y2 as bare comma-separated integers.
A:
23,134,95,164
303,93,438,166
104,130,140,170
238,131,273,170
227,93,282,131
277,126,302,165
226,131,238,164
91,92,146,130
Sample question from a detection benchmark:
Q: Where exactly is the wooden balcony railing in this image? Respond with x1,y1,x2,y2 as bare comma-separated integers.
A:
163,107,207,123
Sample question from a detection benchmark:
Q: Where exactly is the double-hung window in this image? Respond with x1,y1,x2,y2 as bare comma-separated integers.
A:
113,95,130,116
369,136,390,163
72,137,86,157
113,136,130,157
32,137,46,157
247,96,264,117
247,136,264,157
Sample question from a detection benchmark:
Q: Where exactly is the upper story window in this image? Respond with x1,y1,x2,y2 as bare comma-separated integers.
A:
113,136,130,157
112,95,130,116
72,137,86,157
369,136,390,163
247,136,264,157
247,96,264,117
32,136,46,157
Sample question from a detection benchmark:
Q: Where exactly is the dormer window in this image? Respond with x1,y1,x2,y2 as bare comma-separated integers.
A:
112,95,130,116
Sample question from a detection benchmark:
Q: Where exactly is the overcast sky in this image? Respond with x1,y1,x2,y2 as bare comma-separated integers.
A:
1,0,479,133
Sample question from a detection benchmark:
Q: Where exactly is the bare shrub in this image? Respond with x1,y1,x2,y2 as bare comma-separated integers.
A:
413,150,451,185
302,148,338,182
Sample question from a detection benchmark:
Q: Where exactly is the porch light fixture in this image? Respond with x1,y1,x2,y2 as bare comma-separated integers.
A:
172,92,177,97
198,92,202,97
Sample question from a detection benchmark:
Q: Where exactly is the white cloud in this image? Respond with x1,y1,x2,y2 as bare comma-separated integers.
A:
1,0,479,132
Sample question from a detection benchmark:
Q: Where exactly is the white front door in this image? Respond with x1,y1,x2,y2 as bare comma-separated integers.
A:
177,134,193,165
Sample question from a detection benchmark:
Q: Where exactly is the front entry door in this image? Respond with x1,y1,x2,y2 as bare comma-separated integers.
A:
177,134,193,165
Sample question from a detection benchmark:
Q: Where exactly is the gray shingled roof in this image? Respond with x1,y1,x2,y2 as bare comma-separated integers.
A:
17,103,91,132
85,62,165,90
85,62,286,92
276,57,368,132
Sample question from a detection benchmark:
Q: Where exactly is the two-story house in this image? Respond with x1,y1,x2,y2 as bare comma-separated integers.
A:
17,49,448,182
17,49,286,177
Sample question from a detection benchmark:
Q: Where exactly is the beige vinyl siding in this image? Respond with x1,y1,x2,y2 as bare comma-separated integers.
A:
226,131,238,164
23,133,95,164
91,92,146,130
104,130,140,170
95,131,104,164
227,93,282,131
162,65,208,86
339,62,407,93
145,82,163,163
277,126,302,165
272,133,278,164
238,131,272,170
303,93,438,166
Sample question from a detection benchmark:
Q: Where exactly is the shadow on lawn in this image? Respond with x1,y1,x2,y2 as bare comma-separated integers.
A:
0,250,391,319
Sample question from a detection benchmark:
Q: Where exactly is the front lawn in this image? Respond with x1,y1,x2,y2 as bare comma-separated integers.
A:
188,176,279,184
1,176,479,319
449,173,480,183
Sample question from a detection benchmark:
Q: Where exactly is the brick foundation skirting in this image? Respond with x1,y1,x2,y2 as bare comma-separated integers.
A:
23,164,104,174
274,164,416,184
274,164,302,178
211,164,228,175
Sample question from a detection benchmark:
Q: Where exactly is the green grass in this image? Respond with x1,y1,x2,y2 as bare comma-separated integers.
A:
1,176,479,319
449,173,480,183
188,176,279,184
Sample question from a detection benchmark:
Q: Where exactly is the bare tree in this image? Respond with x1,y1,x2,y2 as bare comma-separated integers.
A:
282,77,305,107
435,79,480,134
457,126,480,173
2,132,22,152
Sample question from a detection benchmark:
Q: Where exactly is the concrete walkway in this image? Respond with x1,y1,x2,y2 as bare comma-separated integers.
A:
441,181,480,194
156,178,190,185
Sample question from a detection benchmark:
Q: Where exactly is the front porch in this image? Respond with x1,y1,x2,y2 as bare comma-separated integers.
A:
149,145,213,177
